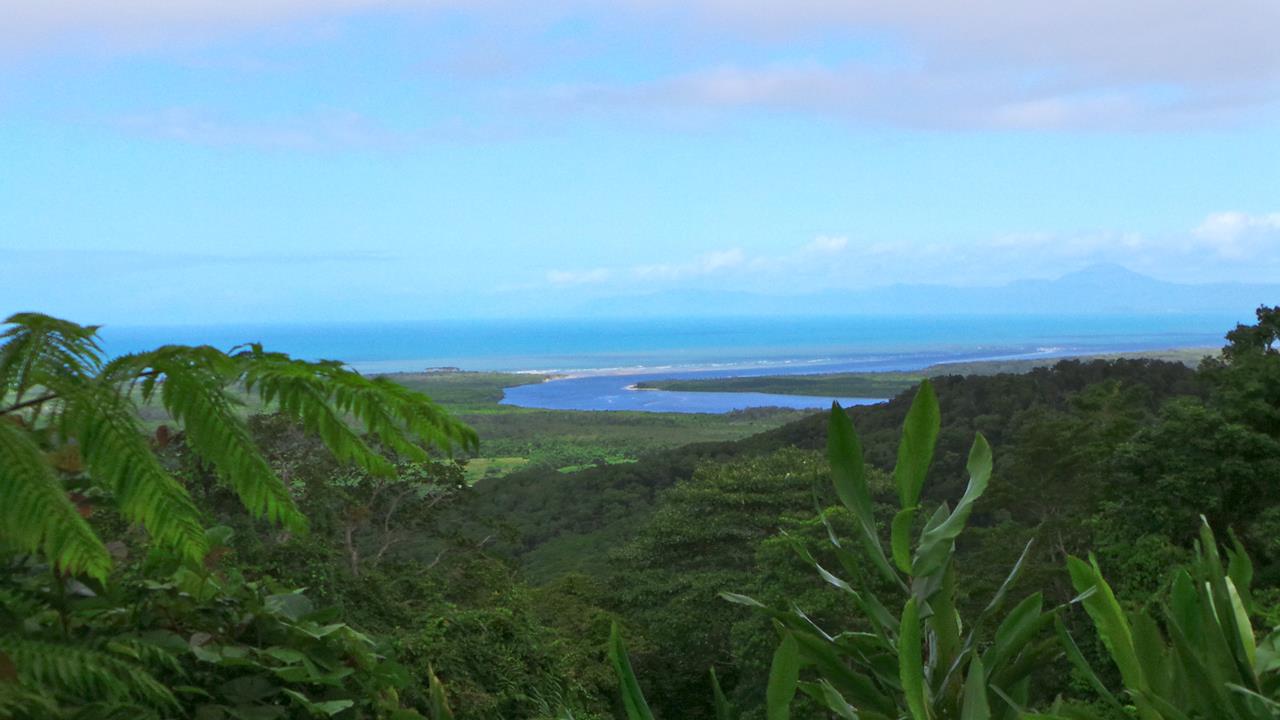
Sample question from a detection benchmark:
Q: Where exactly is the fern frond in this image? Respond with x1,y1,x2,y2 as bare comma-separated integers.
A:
0,681,62,719
363,376,479,454
0,636,178,711
0,313,103,400
239,346,477,474
239,347,396,476
115,346,308,534
59,377,207,561
323,371,478,459
0,421,111,581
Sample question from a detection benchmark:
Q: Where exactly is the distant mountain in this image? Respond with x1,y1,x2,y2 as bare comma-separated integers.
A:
565,264,1279,317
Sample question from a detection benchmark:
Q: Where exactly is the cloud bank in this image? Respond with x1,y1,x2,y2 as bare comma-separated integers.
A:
4,0,1277,131
545,211,1280,292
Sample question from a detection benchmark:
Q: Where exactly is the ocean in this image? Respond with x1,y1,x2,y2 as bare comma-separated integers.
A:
96,314,1235,413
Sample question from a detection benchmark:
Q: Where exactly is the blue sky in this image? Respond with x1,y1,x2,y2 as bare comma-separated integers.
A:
2,1,1278,324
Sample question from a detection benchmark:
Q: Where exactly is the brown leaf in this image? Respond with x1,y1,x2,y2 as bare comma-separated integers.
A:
68,492,94,518
49,445,84,473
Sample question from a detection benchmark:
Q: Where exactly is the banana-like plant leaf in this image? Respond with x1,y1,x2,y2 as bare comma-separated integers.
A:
798,680,859,720
710,667,734,720
899,598,927,720
893,379,940,510
609,623,655,720
960,657,991,720
912,433,991,578
766,633,800,720
829,403,901,588
892,507,918,573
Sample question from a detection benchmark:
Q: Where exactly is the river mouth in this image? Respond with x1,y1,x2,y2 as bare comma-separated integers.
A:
500,371,885,413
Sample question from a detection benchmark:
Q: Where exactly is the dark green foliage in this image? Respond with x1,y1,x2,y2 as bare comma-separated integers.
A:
0,313,482,718
608,449,834,719
0,526,421,719
1059,522,1280,718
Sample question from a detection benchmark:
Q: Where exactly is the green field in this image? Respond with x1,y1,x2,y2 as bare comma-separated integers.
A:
632,347,1216,398
378,371,810,478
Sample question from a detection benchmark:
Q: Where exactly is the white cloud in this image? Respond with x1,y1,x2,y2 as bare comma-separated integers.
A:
1193,211,1280,241
3,1,1276,130
114,107,410,150
553,236,850,288
1191,211,1280,260
634,247,746,279
545,59,1274,130
541,212,1280,291
546,267,611,285
804,236,848,254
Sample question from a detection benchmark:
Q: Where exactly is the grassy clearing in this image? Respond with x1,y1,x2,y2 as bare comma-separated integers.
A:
463,456,531,484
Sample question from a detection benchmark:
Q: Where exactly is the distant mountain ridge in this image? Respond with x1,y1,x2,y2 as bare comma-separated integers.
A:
566,264,1278,317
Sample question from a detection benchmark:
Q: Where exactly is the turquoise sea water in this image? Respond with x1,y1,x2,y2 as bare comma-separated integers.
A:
98,314,1235,412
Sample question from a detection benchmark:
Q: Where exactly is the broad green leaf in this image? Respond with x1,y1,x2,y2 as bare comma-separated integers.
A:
893,379,940,510
710,667,734,720
912,433,992,578
982,538,1035,617
608,623,655,720
828,403,900,587
960,657,991,720
1163,614,1234,715
791,631,896,716
1197,520,1260,690
1225,577,1257,669
766,633,800,720
1225,531,1254,614
281,690,355,718
828,402,873,529
891,507,918,573
982,593,1046,674
426,664,454,720
1130,613,1171,700
931,562,962,686
1054,614,1126,712
1067,556,1142,687
899,598,927,720
797,681,858,720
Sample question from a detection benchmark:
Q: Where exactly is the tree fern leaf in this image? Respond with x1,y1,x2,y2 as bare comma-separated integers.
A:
0,681,61,719
239,349,396,476
0,636,178,711
59,378,207,561
1,313,103,400
0,420,111,581
115,347,308,533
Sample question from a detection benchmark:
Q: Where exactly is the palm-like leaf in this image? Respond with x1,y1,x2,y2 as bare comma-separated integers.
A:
0,636,178,711
0,313,102,401
58,375,209,561
109,346,307,534
0,419,110,581
1,313,475,578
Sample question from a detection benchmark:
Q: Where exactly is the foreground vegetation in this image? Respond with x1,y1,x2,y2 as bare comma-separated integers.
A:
2,309,1279,718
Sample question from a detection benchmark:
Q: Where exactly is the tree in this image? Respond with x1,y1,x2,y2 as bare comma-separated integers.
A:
1202,305,1280,438
608,449,833,719
331,459,467,577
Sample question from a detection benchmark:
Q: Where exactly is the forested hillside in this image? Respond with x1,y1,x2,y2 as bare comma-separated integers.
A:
3,308,1279,718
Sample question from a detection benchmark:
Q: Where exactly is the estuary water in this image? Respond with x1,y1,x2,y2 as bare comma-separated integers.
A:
98,314,1233,413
